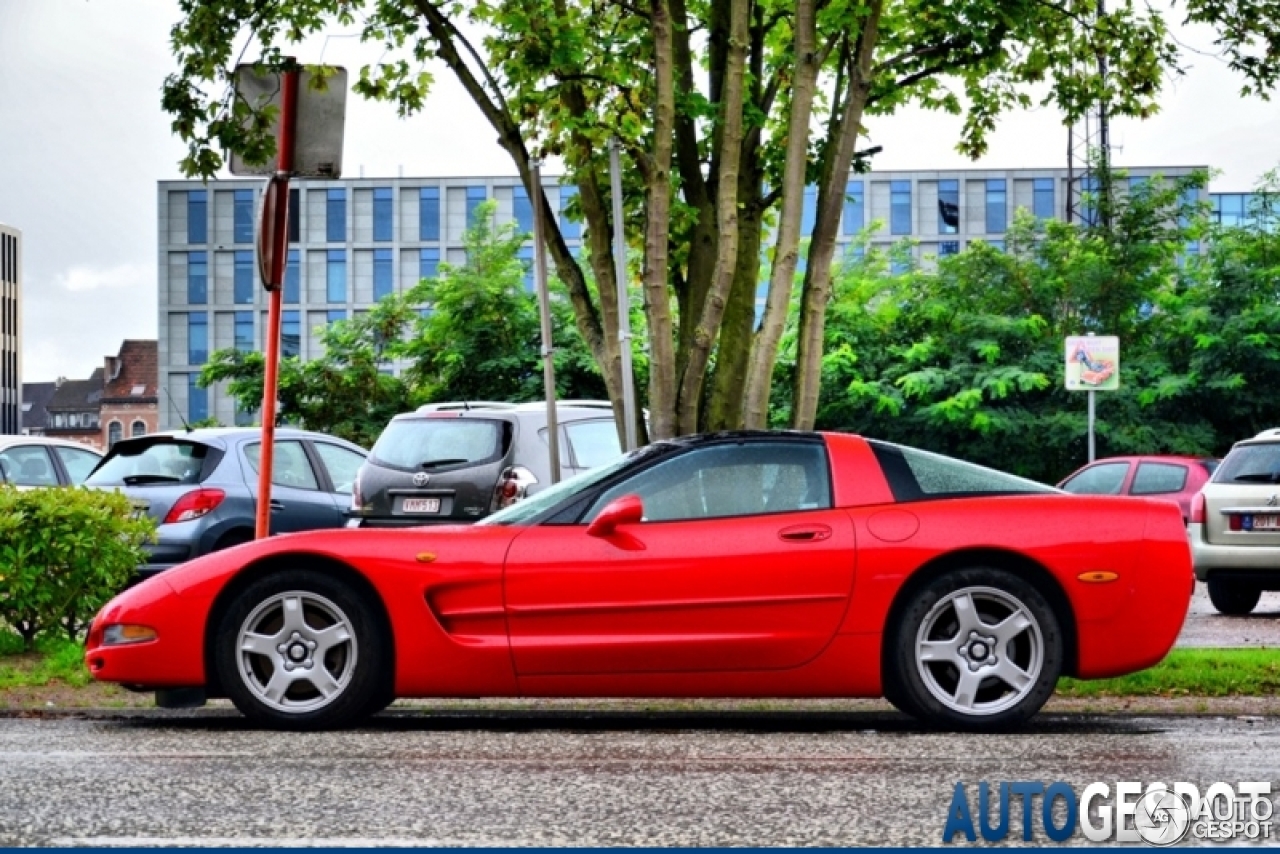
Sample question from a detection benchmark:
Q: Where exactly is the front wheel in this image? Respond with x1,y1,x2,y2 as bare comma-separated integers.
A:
885,568,1063,731
214,569,389,730
1207,577,1261,615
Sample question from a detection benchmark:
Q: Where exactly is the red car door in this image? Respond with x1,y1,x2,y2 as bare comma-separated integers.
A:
503,439,856,675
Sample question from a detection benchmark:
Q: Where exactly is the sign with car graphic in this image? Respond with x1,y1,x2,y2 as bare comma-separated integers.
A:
1065,335,1120,391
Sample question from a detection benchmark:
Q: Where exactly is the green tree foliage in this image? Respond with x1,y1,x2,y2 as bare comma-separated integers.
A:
164,0,1279,437
811,169,1280,483
0,487,156,650
200,202,606,445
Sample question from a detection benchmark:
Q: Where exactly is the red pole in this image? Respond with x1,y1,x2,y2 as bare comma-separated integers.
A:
255,65,300,540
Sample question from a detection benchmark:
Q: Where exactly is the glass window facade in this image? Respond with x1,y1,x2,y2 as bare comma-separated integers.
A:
188,313,208,365
234,311,254,352
187,191,207,244
419,188,440,241
1213,193,1254,228
420,247,440,281
802,185,818,236
514,186,534,234
1033,178,1054,219
288,188,300,243
373,187,393,242
890,181,912,235
188,374,208,423
284,249,300,304
559,186,580,239
466,186,486,226
938,180,959,234
188,252,208,304
985,179,1007,234
373,248,393,300
282,310,301,358
234,250,254,304
233,189,254,243
939,240,960,257
326,188,346,243
843,181,865,235
326,250,346,303
327,309,347,325
518,246,534,292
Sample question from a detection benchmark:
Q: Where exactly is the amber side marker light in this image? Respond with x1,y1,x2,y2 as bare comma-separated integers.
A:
101,624,158,646
1077,571,1119,583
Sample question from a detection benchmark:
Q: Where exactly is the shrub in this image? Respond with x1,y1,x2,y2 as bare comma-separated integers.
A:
0,486,155,650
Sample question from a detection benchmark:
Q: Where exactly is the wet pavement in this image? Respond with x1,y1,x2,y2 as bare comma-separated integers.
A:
1176,582,1280,648
0,712,1277,846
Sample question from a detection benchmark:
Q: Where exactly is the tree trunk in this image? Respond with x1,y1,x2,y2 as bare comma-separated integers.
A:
676,0,750,435
705,198,764,430
744,0,819,429
644,0,679,439
791,0,884,431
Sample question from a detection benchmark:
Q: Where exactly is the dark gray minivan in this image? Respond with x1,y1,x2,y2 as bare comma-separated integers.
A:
347,401,623,527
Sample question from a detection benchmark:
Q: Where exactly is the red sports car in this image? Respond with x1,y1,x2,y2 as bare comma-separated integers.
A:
85,431,1193,731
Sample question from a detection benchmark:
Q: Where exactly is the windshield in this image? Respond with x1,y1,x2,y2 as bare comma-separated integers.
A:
371,418,502,470
85,439,211,486
478,450,643,526
1215,443,1280,484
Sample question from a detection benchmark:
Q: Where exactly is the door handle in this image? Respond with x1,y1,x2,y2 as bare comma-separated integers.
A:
779,524,832,542
269,499,285,512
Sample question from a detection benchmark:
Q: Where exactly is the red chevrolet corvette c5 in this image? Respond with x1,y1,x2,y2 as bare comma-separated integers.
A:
85,431,1193,731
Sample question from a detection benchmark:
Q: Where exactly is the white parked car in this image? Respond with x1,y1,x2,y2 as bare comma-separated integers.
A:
0,436,104,488
1189,428,1280,614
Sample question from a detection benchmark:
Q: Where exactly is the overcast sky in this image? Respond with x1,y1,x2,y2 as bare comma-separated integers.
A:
1,0,1276,383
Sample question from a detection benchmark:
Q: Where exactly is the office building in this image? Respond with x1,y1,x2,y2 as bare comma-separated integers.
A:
156,166,1206,429
1,223,20,435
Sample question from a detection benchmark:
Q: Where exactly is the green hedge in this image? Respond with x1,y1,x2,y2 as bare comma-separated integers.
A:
0,486,155,650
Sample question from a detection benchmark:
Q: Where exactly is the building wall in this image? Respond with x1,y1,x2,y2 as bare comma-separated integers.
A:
100,402,159,448
0,224,20,435
155,167,1207,431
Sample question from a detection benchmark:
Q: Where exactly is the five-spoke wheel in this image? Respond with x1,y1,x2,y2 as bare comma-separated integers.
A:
886,568,1062,730
215,570,389,729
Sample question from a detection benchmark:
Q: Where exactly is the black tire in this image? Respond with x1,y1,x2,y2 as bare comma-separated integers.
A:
214,569,390,730
212,529,254,552
1207,577,1261,615
885,567,1063,731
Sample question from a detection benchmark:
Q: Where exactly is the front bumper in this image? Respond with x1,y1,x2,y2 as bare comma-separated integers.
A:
1188,522,1280,580
85,575,209,689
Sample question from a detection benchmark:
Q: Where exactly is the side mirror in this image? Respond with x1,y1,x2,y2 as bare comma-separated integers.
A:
586,494,644,539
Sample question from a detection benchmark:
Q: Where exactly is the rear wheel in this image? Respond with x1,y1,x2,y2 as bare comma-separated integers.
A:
214,569,389,730
885,568,1063,731
1207,577,1261,615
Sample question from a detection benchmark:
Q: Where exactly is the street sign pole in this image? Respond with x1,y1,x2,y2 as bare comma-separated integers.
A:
1088,388,1096,463
608,138,638,452
530,159,561,484
254,66,300,540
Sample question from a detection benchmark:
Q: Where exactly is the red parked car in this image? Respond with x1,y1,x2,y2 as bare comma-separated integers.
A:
86,432,1192,732
1057,455,1219,523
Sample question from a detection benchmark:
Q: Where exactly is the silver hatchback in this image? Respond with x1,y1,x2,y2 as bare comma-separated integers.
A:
85,428,367,577
1189,428,1280,613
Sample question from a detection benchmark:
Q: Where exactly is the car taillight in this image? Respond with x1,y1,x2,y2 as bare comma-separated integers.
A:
163,488,226,524
1190,492,1205,525
491,465,538,511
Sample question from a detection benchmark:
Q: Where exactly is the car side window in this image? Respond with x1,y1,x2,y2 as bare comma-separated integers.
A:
1131,462,1188,495
244,441,320,490
1060,462,1128,495
585,442,831,522
54,446,102,485
313,442,365,495
564,420,623,469
0,446,59,487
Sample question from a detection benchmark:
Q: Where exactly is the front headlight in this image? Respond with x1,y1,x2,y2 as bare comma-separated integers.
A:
100,624,158,646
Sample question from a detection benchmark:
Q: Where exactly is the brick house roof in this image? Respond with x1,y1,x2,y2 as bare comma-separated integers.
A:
47,368,104,411
101,339,159,404
20,381,59,432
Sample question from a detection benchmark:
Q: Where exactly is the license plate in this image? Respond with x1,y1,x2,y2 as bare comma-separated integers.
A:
130,501,149,519
402,497,441,514
1244,514,1280,530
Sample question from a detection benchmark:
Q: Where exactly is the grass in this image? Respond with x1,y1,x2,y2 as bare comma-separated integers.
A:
0,628,1277,700
1058,648,1280,697
0,634,93,689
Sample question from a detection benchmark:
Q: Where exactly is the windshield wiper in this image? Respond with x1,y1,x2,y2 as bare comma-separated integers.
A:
122,474,183,485
419,458,469,469
1231,472,1280,483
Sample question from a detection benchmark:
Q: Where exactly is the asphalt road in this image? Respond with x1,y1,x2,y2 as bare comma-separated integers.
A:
1,711,1277,847
1176,582,1280,647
